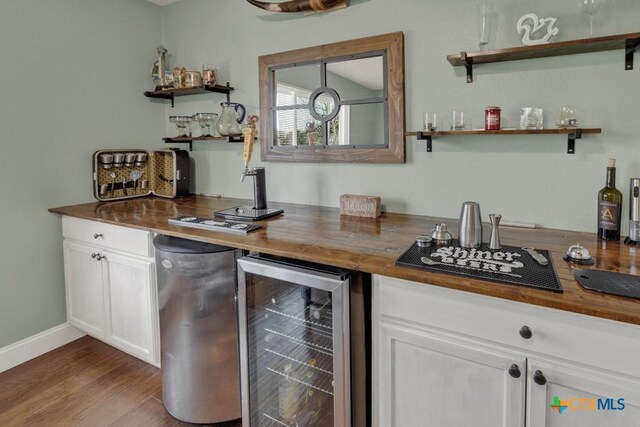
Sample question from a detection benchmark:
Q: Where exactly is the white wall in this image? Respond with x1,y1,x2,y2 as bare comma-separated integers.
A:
0,0,163,348
161,0,640,232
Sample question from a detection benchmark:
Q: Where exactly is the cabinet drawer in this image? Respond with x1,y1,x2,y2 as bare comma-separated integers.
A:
62,216,151,257
375,275,640,378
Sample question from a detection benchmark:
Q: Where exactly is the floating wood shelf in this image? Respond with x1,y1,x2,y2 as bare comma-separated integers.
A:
163,135,245,151
163,135,234,151
407,128,602,154
448,32,640,83
144,83,234,107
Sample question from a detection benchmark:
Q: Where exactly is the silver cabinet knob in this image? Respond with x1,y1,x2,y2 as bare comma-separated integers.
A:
93,233,104,239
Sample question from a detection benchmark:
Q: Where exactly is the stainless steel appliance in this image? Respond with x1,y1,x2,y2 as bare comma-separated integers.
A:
154,235,242,424
237,254,369,427
627,178,640,244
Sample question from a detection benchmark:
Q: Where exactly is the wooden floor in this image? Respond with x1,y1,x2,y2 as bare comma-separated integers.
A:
0,336,242,427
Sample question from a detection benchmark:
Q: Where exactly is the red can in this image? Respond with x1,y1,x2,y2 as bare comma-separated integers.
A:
485,106,501,130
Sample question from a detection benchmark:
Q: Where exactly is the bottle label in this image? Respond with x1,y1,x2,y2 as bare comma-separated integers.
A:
598,201,620,230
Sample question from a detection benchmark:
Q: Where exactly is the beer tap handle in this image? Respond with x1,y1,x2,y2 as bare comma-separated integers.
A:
240,116,259,182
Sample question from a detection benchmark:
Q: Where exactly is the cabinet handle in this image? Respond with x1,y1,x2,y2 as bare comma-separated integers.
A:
91,253,99,259
508,364,521,378
96,254,106,261
93,233,104,239
519,325,533,339
533,370,547,385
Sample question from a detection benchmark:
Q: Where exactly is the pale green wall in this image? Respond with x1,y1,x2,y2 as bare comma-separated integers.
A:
161,0,639,232
0,0,163,348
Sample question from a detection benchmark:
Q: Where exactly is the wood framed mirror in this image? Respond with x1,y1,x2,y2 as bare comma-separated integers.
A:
258,32,405,163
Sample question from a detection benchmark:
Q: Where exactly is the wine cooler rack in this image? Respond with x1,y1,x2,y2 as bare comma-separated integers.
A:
247,280,336,427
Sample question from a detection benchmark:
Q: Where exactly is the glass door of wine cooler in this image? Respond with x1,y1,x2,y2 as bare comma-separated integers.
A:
237,255,353,427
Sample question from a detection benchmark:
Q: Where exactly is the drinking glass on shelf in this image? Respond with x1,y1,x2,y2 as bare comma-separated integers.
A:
169,115,192,137
451,110,468,130
423,112,439,132
202,64,218,86
477,2,498,51
579,0,607,36
193,113,219,137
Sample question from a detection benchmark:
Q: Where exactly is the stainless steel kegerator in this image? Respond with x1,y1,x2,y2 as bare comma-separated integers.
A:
237,254,370,427
154,235,242,424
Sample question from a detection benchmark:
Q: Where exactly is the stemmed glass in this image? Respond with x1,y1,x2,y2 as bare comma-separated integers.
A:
169,116,192,137
193,113,218,137
579,0,607,36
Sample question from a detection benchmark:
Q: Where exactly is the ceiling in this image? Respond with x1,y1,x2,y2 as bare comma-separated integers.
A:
327,56,384,91
146,0,181,5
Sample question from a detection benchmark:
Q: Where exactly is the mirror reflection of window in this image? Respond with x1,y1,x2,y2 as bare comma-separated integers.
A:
274,65,320,107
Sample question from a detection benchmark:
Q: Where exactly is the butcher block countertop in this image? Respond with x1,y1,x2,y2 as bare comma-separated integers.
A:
50,195,640,325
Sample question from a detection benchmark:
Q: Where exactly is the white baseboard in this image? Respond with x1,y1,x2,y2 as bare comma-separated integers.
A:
0,323,86,373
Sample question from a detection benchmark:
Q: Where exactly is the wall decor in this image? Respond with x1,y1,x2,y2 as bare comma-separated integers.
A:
246,0,348,13
517,13,559,46
258,32,405,163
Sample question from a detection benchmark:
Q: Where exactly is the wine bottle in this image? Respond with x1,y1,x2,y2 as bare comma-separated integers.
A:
598,158,623,240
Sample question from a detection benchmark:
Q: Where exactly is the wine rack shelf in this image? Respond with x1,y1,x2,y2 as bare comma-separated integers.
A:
406,128,602,154
448,32,640,83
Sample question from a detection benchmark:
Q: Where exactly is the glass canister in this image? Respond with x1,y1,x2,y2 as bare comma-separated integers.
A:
485,106,501,130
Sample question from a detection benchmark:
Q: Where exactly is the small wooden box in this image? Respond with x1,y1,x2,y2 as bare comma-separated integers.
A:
340,194,381,218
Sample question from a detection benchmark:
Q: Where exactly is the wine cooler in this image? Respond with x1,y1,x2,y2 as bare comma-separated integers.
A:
237,254,369,427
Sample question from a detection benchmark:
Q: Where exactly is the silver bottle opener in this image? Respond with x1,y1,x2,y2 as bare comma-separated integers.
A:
522,247,548,266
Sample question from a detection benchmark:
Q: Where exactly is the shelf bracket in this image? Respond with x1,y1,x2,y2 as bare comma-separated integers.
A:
416,132,433,152
567,128,582,154
170,93,175,108
626,38,640,70
460,52,473,83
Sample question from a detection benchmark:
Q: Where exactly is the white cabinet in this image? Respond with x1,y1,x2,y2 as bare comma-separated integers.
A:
378,320,525,427
373,275,640,427
61,216,159,366
63,241,105,336
527,359,640,427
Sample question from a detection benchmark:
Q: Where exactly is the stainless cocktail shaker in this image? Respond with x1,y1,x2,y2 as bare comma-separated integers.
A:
627,178,640,243
458,201,482,248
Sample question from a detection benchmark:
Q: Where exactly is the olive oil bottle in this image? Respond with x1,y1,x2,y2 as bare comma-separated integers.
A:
598,158,623,240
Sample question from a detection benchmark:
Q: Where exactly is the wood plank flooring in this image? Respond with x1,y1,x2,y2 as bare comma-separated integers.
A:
0,336,242,427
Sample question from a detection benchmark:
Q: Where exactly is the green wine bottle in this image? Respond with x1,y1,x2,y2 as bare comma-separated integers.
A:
598,158,623,240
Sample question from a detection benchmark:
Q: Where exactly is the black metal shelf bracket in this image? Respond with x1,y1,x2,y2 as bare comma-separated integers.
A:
460,52,473,83
416,132,433,152
626,38,640,70
567,128,582,154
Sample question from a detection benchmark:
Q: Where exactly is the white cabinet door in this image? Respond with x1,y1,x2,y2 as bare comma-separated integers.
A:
378,319,526,427
63,241,105,337
103,251,158,364
527,359,640,427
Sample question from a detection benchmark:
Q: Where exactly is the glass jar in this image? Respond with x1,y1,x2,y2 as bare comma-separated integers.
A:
485,106,501,130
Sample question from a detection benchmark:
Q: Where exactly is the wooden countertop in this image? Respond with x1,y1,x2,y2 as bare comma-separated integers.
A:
49,196,640,325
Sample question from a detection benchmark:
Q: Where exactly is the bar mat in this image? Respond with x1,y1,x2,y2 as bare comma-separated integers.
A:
574,269,640,299
396,239,562,293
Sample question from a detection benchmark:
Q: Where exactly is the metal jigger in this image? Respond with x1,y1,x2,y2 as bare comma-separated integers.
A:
489,213,502,250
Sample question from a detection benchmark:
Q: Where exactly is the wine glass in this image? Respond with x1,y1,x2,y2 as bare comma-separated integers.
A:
193,113,218,137
579,0,607,36
169,116,192,137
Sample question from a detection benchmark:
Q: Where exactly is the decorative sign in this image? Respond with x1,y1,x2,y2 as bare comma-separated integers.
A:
340,194,381,218
517,13,559,45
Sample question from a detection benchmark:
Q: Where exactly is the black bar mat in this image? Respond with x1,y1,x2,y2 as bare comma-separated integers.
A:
396,240,562,293
574,269,640,299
